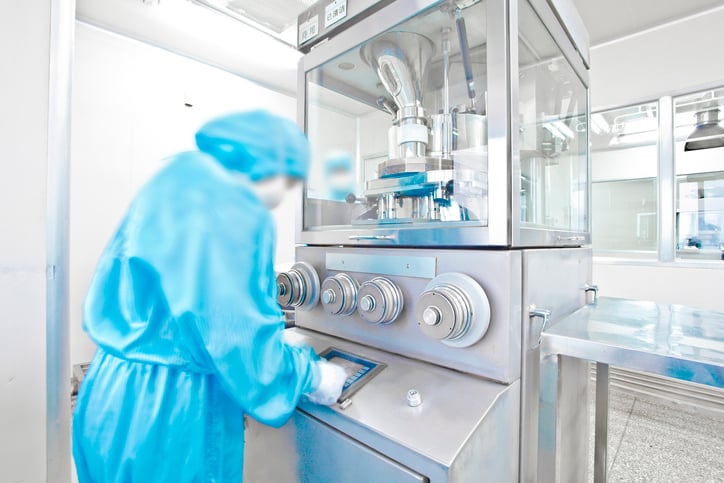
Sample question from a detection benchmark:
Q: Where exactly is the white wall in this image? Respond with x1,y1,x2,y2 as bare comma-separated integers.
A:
589,9,724,311
70,22,297,367
593,262,724,310
590,8,724,109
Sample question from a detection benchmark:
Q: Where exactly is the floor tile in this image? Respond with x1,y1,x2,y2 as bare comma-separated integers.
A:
608,397,724,482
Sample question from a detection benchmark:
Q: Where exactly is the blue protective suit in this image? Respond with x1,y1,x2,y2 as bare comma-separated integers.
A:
72,111,320,482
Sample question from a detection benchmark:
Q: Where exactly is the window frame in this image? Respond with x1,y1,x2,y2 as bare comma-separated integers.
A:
591,81,724,269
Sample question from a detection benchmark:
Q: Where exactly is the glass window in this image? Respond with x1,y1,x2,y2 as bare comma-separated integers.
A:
590,103,658,255
304,1,489,231
674,88,724,261
518,0,588,233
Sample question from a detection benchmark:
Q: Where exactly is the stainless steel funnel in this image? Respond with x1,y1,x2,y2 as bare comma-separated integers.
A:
361,31,434,121
361,32,435,163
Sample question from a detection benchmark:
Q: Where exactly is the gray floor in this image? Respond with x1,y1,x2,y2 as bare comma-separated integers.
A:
587,386,724,482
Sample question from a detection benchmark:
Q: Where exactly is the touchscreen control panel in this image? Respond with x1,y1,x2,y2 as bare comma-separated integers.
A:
320,348,386,402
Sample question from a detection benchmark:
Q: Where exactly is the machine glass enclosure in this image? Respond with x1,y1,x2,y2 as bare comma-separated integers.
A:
517,0,589,235
304,1,489,231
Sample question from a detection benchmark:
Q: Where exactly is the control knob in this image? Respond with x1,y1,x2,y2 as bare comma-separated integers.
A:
357,277,404,325
415,273,490,347
321,273,360,316
276,262,320,311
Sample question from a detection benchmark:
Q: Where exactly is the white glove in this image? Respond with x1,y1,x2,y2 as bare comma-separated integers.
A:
306,360,347,406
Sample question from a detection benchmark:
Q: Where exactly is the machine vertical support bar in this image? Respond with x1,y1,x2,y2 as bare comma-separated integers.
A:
537,352,559,483
658,96,675,262
486,0,512,245
594,362,610,483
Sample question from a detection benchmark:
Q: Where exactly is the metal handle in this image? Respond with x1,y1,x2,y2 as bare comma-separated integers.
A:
584,284,599,305
529,305,552,348
348,235,395,241
557,235,586,242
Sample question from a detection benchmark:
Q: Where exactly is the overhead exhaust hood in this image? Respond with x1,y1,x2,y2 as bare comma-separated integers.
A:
684,108,724,151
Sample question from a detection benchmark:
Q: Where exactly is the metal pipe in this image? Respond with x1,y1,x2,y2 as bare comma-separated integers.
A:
441,27,452,159
455,9,476,111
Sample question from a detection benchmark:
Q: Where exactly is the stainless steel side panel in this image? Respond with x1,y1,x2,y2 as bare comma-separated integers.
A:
296,246,523,383
244,329,520,483
520,247,592,483
245,412,427,483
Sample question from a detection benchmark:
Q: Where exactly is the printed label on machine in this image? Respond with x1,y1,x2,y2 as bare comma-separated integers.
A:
320,348,386,401
299,15,319,44
324,0,347,28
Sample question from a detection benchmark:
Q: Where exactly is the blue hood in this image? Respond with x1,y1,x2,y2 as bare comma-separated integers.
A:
195,110,310,181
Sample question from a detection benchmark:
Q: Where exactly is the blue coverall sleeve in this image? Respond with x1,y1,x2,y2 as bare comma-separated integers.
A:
128,176,320,428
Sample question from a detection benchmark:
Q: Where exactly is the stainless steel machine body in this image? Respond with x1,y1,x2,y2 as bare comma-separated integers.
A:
245,0,592,481
246,329,521,482
245,248,592,483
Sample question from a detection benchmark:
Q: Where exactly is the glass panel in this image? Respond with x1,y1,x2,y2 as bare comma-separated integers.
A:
592,179,657,253
590,103,659,255
518,1,588,233
674,87,724,261
304,1,489,231
676,173,724,260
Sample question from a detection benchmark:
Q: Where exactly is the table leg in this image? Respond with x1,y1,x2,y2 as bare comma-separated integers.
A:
594,362,609,483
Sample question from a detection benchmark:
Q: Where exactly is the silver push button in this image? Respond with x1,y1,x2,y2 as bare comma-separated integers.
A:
406,389,422,407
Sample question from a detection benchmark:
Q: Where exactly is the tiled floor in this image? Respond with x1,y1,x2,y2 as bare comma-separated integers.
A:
588,386,724,482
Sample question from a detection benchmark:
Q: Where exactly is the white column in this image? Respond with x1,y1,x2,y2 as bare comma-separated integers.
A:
0,1,74,481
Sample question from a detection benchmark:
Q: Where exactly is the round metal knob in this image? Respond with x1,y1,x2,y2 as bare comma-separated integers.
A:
321,273,359,316
322,289,336,305
357,277,404,325
276,262,320,311
422,306,441,326
415,273,490,348
359,295,376,312
416,285,471,341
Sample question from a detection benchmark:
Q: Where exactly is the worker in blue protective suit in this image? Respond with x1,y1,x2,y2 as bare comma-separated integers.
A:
72,110,347,483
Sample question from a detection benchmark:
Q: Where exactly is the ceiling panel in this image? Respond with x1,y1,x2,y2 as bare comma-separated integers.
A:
225,0,317,33
572,0,724,45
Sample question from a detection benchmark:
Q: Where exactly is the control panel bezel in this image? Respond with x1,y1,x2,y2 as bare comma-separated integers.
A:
320,347,387,402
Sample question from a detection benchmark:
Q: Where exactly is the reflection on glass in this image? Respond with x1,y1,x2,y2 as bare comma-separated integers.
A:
674,87,724,261
304,1,489,230
518,0,588,232
590,102,658,255
592,179,657,252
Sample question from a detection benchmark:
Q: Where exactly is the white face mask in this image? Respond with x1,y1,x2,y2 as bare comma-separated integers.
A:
250,176,288,210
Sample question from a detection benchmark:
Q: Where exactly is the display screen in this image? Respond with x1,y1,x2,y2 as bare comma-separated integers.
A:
320,348,386,399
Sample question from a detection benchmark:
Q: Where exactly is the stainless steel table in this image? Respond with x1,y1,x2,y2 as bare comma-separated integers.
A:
541,297,724,483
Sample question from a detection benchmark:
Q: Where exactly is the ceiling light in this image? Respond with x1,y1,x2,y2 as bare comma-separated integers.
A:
543,123,566,140
552,120,575,138
591,113,610,134
609,131,657,146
